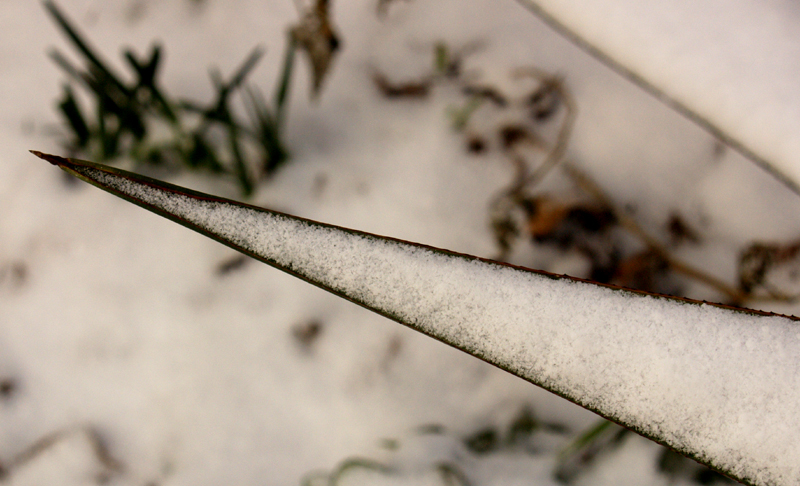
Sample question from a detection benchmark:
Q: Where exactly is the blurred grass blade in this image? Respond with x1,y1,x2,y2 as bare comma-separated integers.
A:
58,85,90,148
48,49,87,85
124,45,178,123
124,45,161,87
226,123,253,196
32,152,800,486
219,46,264,98
44,0,130,97
45,1,287,196
243,85,289,176
274,35,297,130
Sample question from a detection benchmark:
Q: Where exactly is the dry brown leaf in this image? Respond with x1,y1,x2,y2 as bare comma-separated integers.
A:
372,72,431,98
291,0,341,98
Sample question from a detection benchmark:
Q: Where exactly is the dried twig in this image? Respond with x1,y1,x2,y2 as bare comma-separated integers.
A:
1,425,124,481
512,68,577,190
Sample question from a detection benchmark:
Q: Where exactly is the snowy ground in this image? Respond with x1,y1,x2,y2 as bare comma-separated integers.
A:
3,1,800,485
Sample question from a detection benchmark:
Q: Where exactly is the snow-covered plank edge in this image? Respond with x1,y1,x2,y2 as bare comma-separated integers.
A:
513,0,800,199
33,152,800,486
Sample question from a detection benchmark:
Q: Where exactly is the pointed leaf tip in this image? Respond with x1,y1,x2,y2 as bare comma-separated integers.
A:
30,151,69,166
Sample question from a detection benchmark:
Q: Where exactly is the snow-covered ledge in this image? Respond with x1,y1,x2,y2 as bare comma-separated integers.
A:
517,0,800,196
34,152,800,486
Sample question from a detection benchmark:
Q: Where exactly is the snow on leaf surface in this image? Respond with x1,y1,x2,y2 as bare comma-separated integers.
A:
518,0,800,195
34,152,800,486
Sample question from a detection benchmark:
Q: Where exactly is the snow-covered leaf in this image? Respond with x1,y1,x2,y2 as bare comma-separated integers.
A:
517,0,800,196
33,151,800,486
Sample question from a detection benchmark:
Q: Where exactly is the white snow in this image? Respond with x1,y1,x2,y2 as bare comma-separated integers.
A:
5,0,800,485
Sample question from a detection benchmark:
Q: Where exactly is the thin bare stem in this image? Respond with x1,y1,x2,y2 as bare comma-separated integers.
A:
512,68,577,190
4,425,124,479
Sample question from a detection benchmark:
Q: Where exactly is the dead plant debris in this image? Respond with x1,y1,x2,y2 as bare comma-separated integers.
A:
667,213,701,247
291,0,341,98
738,241,800,298
0,378,16,399
373,72,431,99
462,85,508,107
0,426,124,482
526,76,563,121
216,254,250,276
465,134,487,154
1,261,28,289
292,319,324,350
434,60,797,306
499,124,546,151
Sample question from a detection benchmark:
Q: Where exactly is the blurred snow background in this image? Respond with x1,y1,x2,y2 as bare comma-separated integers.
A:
2,0,800,485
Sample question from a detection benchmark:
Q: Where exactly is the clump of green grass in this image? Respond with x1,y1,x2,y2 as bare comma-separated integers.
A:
45,0,295,196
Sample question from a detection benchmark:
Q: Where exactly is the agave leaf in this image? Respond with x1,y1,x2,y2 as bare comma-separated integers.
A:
514,0,800,198
32,151,800,486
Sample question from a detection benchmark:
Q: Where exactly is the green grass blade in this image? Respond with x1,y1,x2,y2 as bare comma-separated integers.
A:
57,84,91,147
222,47,264,96
44,0,130,97
31,152,800,486
274,35,297,130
